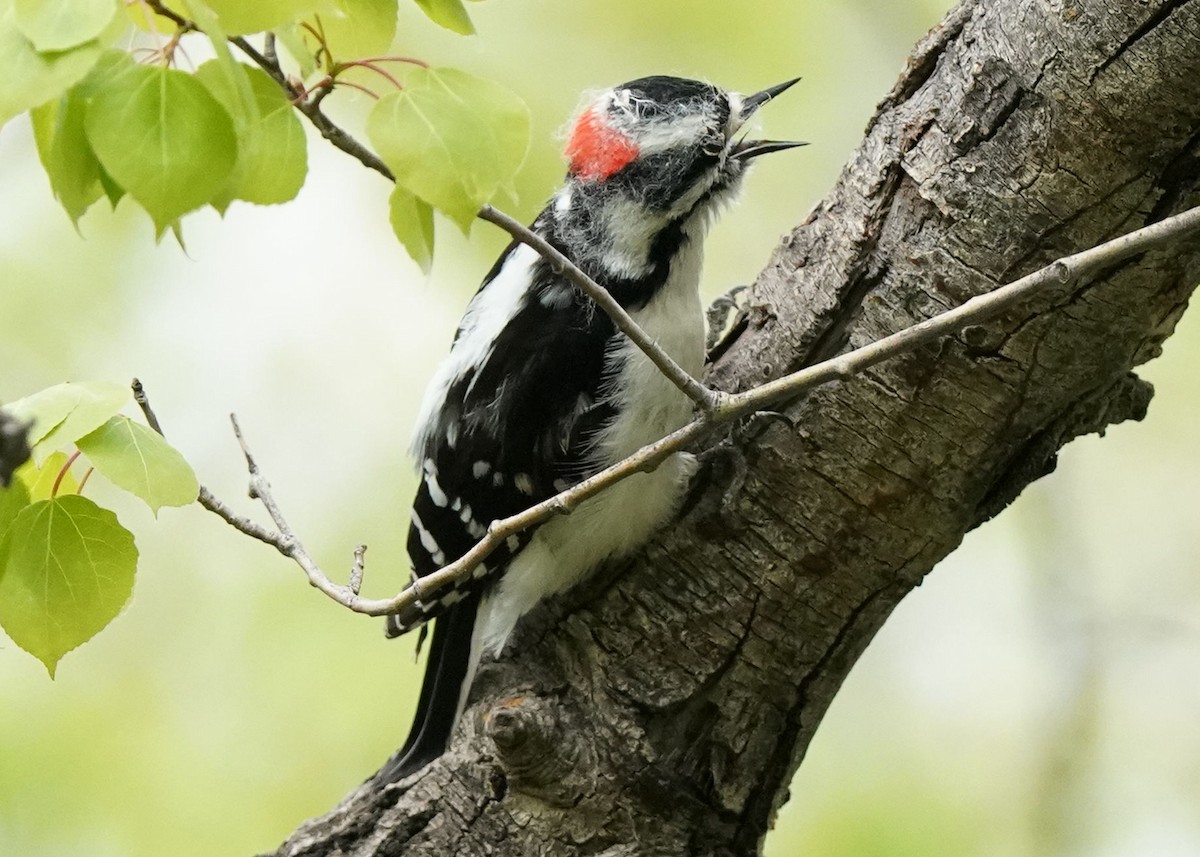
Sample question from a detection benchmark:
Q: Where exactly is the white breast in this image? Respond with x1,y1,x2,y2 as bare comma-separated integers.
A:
480,233,706,655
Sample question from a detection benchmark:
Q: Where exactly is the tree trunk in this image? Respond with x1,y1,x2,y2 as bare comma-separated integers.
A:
269,1,1200,854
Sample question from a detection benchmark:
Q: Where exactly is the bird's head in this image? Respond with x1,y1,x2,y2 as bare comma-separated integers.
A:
561,75,803,220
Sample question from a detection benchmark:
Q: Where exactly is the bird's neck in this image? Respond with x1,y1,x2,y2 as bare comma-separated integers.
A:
547,183,699,288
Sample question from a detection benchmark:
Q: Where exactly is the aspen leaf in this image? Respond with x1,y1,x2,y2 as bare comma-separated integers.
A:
0,495,137,678
367,67,529,231
188,0,334,36
0,477,30,539
19,451,80,502
31,88,105,224
77,417,199,514
4,381,128,464
388,185,435,272
323,0,398,58
196,62,307,208
84,63,238,234
275,24,320,78
0,0,109,128
14,0,117,52
412,0,474,35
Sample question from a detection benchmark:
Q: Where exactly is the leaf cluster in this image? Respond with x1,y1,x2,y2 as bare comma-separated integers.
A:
0,383,198,676
1,0,531,673
6,0,529,263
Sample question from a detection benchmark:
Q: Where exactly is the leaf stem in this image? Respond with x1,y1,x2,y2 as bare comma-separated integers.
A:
52,450,82,498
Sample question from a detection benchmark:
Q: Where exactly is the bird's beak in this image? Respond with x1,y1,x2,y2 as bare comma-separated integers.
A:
731,77,805,161
740,77,801,116
730,139,808,160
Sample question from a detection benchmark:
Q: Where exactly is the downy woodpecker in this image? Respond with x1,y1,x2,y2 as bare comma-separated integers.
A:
379,75,801,782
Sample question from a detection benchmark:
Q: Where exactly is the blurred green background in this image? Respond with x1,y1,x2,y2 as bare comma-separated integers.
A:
2,1,1198,855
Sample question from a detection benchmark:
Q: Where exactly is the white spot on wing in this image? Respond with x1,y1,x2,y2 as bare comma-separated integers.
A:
514,473,534,495
423,460,449,508
473,460,492,479
411,509,441,555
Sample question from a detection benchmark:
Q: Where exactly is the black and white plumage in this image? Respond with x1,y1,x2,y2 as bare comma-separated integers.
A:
378,75,801,782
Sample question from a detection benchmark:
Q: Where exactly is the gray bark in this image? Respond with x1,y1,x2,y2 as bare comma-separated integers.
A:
269,1,1200,854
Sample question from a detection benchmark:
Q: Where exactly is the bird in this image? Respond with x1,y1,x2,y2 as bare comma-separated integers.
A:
377,75,802,783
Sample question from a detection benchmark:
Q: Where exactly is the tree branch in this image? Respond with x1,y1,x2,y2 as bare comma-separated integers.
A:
145,204,1200,625
264,0,1200,852
136,3,1200,632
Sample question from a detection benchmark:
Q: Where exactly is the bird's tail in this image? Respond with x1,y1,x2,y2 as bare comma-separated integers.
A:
376,590,484,784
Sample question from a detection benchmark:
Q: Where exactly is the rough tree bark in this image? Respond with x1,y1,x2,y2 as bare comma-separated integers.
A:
269,1,1200,854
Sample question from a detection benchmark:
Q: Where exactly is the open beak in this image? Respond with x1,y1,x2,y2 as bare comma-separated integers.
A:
741,77,801,115
731,77,805,161
731,139,808,160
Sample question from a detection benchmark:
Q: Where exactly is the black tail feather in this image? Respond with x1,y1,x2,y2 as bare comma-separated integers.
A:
377,592,481,784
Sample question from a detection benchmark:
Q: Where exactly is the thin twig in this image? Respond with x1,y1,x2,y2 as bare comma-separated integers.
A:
136,379,373,603
227,34,397,181
477,206,718,410
132,2,1200,624
190,205,1200,620
133,380,301,554
131,378,163,434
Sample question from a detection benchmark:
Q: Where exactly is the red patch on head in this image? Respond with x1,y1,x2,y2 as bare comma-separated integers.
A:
564,109,640,181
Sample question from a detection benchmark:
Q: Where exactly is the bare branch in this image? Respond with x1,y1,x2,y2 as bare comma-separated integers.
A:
729,205,1200,419
189,205,1200,621
133,381,329,560
130,378,164,434
224,415,373,607
135,1,1200,635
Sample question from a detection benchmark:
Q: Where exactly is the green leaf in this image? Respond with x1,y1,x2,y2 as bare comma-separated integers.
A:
195,61,308,208
367,67,529,231
275,24,319,78
14,0,117,52
412,0,474,35
189,0,334,35
84,63,239,234
4,381,128,463
62,51,136,210
387,185,435,271
96,161,124,207
0,476,30,539
0,0,111,128
19,451,80,501
323,0,398,57
31,88,105,224
0,495,137,677
181,0,258,124
77,416,198,514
